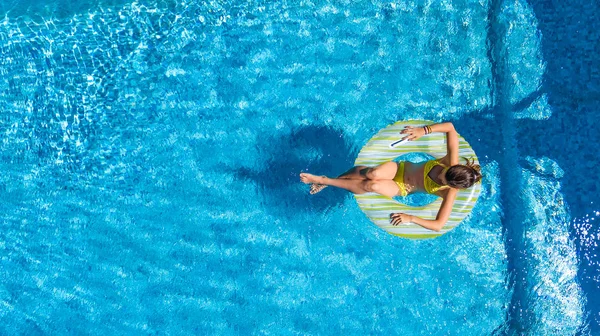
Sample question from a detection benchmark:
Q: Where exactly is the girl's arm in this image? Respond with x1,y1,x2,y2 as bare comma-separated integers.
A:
401,122,459,166
390,188,458,232
431,122,459,166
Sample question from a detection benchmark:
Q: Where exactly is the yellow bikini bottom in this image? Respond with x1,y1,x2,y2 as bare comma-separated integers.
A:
393,162,408,197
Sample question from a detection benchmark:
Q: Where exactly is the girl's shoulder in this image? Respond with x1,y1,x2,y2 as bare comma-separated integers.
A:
436,155,452,167
436,186,458,198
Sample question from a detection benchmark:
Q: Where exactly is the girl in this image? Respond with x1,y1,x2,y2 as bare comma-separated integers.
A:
300,122,481,232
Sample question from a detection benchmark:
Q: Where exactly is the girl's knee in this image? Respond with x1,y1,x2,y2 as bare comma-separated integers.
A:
366,162,396,180
366,168,382,179
363,181,379,193
364,181,398,197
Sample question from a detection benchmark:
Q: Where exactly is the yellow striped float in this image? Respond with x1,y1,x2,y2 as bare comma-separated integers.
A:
354,120,481,239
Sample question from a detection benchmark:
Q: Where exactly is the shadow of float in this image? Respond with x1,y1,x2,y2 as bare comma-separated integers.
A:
235,125,357,219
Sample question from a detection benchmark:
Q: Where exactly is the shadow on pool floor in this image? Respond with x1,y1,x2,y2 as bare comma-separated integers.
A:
454,0,600,332
233,124,357,222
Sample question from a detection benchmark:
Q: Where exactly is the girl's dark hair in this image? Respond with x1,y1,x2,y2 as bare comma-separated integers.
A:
445,158,482,189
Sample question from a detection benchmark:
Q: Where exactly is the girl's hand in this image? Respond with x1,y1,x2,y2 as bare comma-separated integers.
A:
390,213,413,226
400,126,426,141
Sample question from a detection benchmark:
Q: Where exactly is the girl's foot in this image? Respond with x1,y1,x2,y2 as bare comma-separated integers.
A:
309,184,327,194
300,173,326,185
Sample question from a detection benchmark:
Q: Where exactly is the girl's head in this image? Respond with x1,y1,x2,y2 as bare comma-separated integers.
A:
445,158,482,189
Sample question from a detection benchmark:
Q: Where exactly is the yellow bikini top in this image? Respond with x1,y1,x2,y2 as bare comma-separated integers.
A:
423,159,448,194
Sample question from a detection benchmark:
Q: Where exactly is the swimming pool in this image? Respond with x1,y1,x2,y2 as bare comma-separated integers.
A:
0,0,598,334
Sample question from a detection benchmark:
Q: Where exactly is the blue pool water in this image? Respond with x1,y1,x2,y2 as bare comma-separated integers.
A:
0,0,598,334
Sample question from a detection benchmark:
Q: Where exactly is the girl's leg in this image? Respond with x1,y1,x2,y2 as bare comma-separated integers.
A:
309,166,369,194
337,166,370,179
366,180,401,198
300,173,400,197
301,173,367,194
305,162,399,194
364,161,399,180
